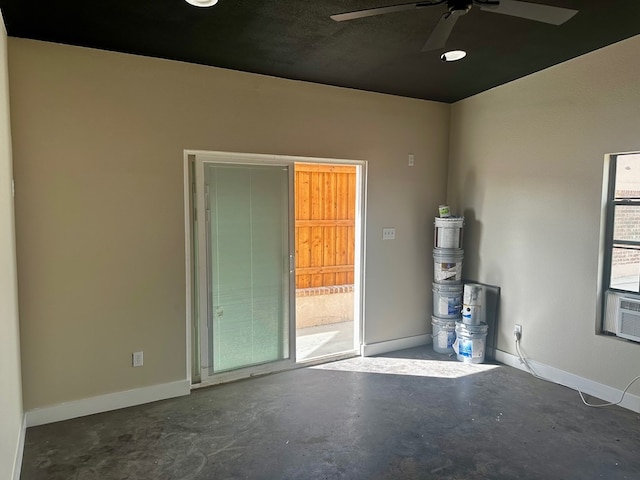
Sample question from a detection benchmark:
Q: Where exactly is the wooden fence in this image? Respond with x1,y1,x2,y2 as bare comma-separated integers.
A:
295,163,356,289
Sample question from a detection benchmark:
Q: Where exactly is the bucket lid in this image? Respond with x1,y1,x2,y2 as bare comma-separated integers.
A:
433,248,464,256
434,216,464,224
432,282,463,292
432,316,457,326
455,321,488,333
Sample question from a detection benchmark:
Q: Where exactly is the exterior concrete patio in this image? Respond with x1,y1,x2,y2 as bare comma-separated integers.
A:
296,286,355,361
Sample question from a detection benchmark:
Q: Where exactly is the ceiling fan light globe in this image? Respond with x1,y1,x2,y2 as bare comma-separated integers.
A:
185,0,219,7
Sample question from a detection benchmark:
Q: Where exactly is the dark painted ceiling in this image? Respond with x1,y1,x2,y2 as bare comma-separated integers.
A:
0,0,638,103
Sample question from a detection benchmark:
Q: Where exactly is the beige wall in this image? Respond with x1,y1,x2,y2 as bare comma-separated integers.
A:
448,35,640,393
9,39,450,410
6,18,640,427
0,14,23,480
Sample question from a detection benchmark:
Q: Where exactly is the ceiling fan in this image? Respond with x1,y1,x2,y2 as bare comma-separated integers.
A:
330,0,579,52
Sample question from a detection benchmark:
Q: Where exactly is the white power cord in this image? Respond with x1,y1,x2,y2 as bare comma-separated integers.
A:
514,332,640,409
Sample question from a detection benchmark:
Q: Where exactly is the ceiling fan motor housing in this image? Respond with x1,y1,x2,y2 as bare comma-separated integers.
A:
448,0,473,15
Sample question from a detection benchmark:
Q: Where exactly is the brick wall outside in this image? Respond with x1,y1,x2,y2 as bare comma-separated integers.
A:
612,189,640,277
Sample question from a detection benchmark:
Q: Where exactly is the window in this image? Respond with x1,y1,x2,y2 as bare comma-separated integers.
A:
604,153,640,294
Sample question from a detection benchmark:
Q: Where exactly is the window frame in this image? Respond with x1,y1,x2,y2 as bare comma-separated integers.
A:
603,153,640,295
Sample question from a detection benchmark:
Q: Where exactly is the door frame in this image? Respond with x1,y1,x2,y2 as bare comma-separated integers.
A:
184,150,368,387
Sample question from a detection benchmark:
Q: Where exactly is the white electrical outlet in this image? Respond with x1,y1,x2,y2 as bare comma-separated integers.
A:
408,154,414,166
132,351,144,367
382,228,396,240
514,324,522,337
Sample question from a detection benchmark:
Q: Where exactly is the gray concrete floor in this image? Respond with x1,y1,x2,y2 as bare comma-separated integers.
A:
21,347,640,480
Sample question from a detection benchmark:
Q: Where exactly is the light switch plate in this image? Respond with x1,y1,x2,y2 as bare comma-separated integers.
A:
132,351,144,367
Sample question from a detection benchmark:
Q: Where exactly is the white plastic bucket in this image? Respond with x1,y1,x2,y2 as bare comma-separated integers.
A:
432,316,456,354
434,217,464,249
453,322,489,364
433,248,464,283
461,304,482,325
432,282,463,318
463,283,483,306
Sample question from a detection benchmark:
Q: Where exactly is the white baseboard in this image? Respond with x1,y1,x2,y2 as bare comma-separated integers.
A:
25,379,191,427
361,333,432,357
495,349,640,414
12,415,26,480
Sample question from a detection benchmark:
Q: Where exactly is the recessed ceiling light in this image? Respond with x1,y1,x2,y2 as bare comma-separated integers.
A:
440,50,467,62
185,0,219,7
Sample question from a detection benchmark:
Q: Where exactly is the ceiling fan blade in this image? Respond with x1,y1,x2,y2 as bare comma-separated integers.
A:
479,0,578,25
331,1,443,22
422,12,459,51
331,3,419,22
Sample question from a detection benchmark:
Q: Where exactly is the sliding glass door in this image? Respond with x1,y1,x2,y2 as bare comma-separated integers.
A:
195,154,295,382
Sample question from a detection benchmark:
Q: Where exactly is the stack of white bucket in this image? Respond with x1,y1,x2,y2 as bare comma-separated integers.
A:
453,284,489,364
431,205,464,355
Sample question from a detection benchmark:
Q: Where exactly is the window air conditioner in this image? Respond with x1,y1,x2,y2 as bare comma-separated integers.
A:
616,296,640,342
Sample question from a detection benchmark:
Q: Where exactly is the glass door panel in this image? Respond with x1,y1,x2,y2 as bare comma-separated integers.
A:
196,159,294,380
